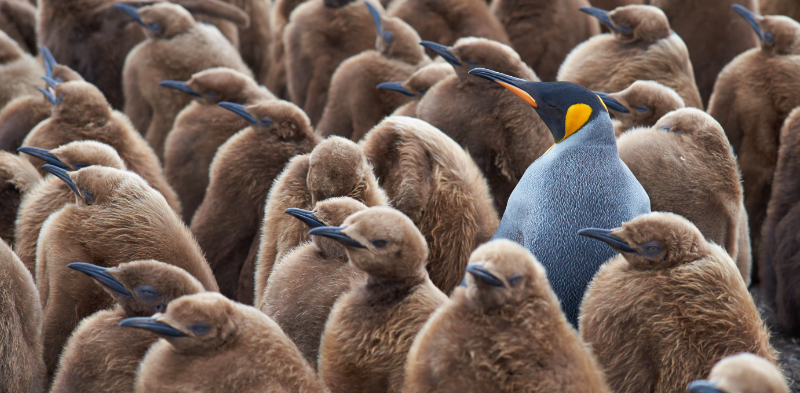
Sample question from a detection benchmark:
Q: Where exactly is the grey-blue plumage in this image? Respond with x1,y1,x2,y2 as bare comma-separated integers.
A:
492,113,650,326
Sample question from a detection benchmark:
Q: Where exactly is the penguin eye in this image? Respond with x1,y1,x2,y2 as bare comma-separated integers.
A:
188,322,210,336
546,102,556,108
507,274,522,287
259,117,274,127
640,241,663,257
154,304,166,313
82,190,95,203
371,239,388,248
634,105,648,113
764,32,774,45
148,22,161,33
417,89,427,95
71,163,88,170
383,31,394,43
660,125,672,132
466,61,480,68
135,285,160,301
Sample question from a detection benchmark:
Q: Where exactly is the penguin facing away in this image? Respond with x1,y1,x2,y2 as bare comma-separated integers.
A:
468,68,650,326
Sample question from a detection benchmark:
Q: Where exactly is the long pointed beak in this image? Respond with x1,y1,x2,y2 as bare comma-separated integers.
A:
468,68,538,108
595,92,630,113
419,41,462,67
114,3,146,26
285,208,325,228
579,7,631,33
732,5,764,41
307,226,366,248
687,380,724,393
67,262,133,297
17,147,70,169
40,45,57,79
577,228,637,254
42,164,82,198
218,102,258,125
37,87,58,105
376,82,415,97
466,263,505,288
158,80,201,97
365,2,382,35
119,317,188,337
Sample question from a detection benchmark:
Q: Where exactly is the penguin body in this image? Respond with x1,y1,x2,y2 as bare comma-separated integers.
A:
0,0,37,54
0,150,39,244
0,29,43,109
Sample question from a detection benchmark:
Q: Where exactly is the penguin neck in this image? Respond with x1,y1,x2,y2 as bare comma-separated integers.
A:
554,113,617,152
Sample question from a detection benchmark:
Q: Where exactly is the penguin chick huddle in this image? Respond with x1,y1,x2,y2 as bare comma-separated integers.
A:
0,0,798,392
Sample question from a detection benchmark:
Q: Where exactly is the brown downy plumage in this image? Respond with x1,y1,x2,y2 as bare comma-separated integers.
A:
0,239,45,393
414,37,553,214
688,353,789,393
578,212,776,393
617,108,751,283
557,4,703,109
252,136,388,306
360,116,499,294
36,165,218,381
403,240,610,393
229,0,272,84
191,100,319,301
761,0,800,23
37,0,249,109
20,80,181,214
707,8,800,278
0,149,39,244
127,292,326,393
760,107,800,335
382,62,454,117
121,2,252,159
317,2,430,141
14,141,125,276
316,206,449,393
650,0,760,106
491,0,599,82
264,0,311,99
0,29,43,109
284,0,381,125
261,197,368,367
50,260,206,393
162,67,275,222
596,80,685,137
0,0,36,54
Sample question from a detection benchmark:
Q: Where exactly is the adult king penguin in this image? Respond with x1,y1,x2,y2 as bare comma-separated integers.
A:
468,68,650,326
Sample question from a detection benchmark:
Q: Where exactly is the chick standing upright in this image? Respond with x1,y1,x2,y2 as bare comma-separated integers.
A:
469,68,650,326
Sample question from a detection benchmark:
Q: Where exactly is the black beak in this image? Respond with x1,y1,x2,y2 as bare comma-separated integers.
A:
579,7,631,33
468,68,538,108
17,147,70,169
732,5,766,42
67,262,133,297
42,164,82,198
307,226,366,248
37,87,59,105
577,228,637,254
114,3,146,27
158,80,201,97
365,2,382,35
218,101,258,125
40,45,58,80
466,263,505,287
687,380,724,393
376,82,414,97
595,92,630,113
285,208,325,228
119,317,188,337
420,41,462,67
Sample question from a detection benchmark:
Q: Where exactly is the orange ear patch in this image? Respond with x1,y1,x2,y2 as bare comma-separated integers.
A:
562,103,592,142
497,81,537,108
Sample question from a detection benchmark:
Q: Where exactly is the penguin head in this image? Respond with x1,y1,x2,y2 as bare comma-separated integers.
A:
68,260,204,317
42,165,150,208
307,136,371,205
47,81,111,125
365,2,423,63
688,354,788,393
218,100,315,142
377,63,454,99
597,81,685,134
116,3,195,39
286,197,367,257
733,5,800,55
161,68,257,105
469,68,609,143
308,207,429,280
578,212,710,271
421,37,533,83
19,141,124,173
580,5,670,45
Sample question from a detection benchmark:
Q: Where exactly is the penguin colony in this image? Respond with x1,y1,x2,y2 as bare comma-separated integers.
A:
0,0,799,392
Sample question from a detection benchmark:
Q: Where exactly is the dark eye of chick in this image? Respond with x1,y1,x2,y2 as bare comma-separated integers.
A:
188,322,210,336
371,239,388,248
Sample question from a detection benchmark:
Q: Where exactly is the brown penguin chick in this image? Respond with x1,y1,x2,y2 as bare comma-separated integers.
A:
761,0,800,23
37,0,248,110
0,0,37,54
14,141,125,275
35,165,218,380
687,353,789,393
190,100,320,301
595,80,685,137
360,116,499,294
0,150,40,244
707,9,800,277
0,239,45,393
0,29,43,110
284,0,381,126
381,62,454,117
162,67,275,222
317,2,431,141
264,0,312,99
414,37,553,214
125,292,326,393
315,206,450,393
403,240,611,393
577,212,776,393
253,136,389,307
50,260,205,393
20,80,181,214
491,0,599,82
760,107,800,335
650,0,760,106
261,197,368,366
557,4,703,109
386,0,509,54
121,2,253,159
616,108,751,283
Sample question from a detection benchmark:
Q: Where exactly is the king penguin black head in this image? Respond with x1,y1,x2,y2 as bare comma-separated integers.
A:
468,68,609,143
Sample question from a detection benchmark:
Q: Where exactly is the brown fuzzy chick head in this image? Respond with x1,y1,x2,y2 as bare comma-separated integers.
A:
51,81,112,124
49,141,125,171
605,80,684,129
294,197,368,256
367,2,423,63
756,15,800,55
45,165,147,208
601,5,671,45
226,100,314,141
689,353,789,393
150,292,238,355
307,136,371,205
448,37,533,81
186,67,259,104
137,3,195,39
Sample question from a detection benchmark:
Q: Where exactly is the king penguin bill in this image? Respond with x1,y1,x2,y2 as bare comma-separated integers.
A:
468,68,650,326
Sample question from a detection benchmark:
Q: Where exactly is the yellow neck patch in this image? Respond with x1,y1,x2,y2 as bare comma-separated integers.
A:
561,103,592,142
